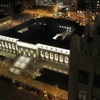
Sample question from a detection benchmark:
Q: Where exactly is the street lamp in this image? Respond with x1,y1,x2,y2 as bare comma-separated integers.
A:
35,57,41,77
35,66,41,77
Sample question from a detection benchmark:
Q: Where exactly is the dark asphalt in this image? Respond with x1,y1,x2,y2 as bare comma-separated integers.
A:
0,79,48,100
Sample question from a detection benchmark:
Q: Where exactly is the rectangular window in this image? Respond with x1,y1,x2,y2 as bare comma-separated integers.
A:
78,90,87,100
78,70,89,84
94,74,100,88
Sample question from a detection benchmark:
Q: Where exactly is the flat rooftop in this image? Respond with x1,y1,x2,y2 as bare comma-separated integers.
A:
0,17,85,49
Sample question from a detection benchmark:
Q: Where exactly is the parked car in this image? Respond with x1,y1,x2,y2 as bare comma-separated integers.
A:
43,91,48,97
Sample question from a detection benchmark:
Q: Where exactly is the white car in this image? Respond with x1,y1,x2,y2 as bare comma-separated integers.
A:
43,91,47,97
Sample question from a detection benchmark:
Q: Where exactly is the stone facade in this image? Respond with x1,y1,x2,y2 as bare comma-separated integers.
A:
68,14,100,100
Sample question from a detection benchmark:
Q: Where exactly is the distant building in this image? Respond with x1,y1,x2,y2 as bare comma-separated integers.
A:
0,0,14,16
77,0,100,13
0,15,11,30
86,0,100,12
14,0,24,5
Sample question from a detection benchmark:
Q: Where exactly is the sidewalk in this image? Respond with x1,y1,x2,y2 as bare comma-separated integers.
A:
1,69,68,100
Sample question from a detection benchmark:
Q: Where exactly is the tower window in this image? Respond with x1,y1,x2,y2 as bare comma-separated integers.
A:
78,70,89,84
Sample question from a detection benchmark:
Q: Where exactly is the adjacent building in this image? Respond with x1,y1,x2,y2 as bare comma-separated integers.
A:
68,14,100,100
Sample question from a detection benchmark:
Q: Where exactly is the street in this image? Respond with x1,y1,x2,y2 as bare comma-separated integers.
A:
0,79,48,100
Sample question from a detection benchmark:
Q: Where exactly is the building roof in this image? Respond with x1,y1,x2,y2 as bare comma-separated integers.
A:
0,17,85,50
59,7,69,12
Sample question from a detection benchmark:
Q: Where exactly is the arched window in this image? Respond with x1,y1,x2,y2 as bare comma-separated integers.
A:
12,44,15,50
30,50,33,56
18,50,21,54
25,49,28,52
8,43,11,49
0,41,1,46
60,55,63,62
25,49,28,54
41,50,44,57
2,41,4,47
5,42,7,47
65,56,69,63
20,48,23,52
45,51,49,58
55,54,58,61
23,50,26,55
50,53,53,60
27,50,30,56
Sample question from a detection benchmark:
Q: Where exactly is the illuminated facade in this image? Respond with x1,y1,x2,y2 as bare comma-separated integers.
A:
0,17,84,100
0,35,70,75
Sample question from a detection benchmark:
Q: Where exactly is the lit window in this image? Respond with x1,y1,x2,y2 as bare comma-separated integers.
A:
65,56,69,63
45,51,49,58
8,43,11,48
50,53,53,60
60,55,63,62
5,42,8,48
18,50,21,54
30,50,34,56
25,49,28,52
55,54,58,61
12,44,16,50
2,41,4,47
40,50,44,57
20,48,23,52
